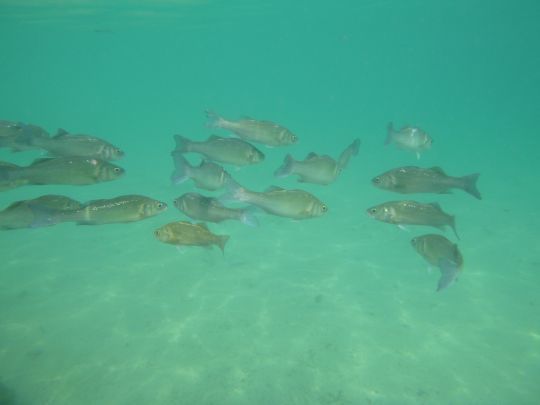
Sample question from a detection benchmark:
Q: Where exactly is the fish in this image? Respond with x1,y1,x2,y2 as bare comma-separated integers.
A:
0,120,50,151
2,157,124,188
154,221,230,253
28,128,124,160
337,138,361,169
367,200,458,238
224,184,328,220
62,195,167,225
385,122,432,159
411,234,463,291
174,134,264,166
372,166,481,200
174,192,258,226
0,195,82,229
206,111,297,146
171,151,233,191
274,153,341,185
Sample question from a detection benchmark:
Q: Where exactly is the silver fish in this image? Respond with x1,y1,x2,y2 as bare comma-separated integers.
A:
174,134,264,166
171,152,232,191
0,120,49,151
225,184,327,220
64,195,167,225
30,129,124,160
274,153,341,185
0,195,82,229
385,122,432,159
411,234,463,291
1,157,124,189
372,166,481,200
154,221,230,253
367,200,458,238
174,192,258,226
206,111,297,146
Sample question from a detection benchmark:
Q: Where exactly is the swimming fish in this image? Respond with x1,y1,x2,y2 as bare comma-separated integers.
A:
411,234,463,291
174,192,258,226
206,111,297,146
367,200,458,238
29,129,124,160
372,166,481,200
337,138,361,169
154,221,229,253
0,195,82,229
63,195,167,225
0,120,49,151
274,153,341,185
171,152,233,191
0,157,124,189
385,123,432,159
224,184,327,220
174,134,264,166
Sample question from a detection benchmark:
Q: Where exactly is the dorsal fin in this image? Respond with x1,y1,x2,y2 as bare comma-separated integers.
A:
53,128,70,138
197,222,210,230
429,202,442,210
207,135,222,141
305,152,318,160
5,200,25,210
30,157,55,166
265,185,284,192
430,166,446,175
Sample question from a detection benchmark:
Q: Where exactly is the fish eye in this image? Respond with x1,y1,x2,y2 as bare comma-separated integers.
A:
291,135,298,143
373,177,380,184
321,204,328,212
113,167,122,173
154,230,159,237
157,203,164,209
369,208,377,214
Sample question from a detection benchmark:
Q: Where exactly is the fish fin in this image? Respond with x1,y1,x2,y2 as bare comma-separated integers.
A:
305,152,318,160
207,134,222,141
428,202,442,210
217,234,230,255
385,122,394,145
173,134,191,153
29,157,55,166
265,185,284,192
53,128,70,138
397,224,410,232
27,204,61,228
274,154,295,178
416,151,421,160
461,173,482,200
197,222,210,230
219,178,247,203
436,258,460,292
170,151,192,185
449,215,459,240
205,110,225,128
430,166,446,174
240,208,259,227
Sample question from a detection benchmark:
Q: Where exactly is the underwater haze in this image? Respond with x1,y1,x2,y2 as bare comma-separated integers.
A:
1,0,540,404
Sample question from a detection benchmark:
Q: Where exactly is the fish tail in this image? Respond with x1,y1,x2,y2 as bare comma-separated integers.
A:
220,178,249,203
461,173,482,200
274,154,295,178
170,151,192,185
240,208,259,227
436,258,460,291
385,122,394,145
217,234,230,254
449,215,460,240
205,110,225,129
173,134,191,153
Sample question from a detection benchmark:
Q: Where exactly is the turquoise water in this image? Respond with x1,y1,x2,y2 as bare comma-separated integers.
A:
1,0,539,403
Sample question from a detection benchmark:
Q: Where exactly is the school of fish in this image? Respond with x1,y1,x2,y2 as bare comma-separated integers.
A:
0,114,481,292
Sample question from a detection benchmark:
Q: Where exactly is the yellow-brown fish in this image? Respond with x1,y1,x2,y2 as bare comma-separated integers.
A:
367,200,458,238
206,111,297,146
411,234,463,291
154,221,229,253
372,166,481,199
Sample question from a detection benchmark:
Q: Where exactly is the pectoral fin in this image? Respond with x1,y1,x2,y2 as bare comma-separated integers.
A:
436,258,459,292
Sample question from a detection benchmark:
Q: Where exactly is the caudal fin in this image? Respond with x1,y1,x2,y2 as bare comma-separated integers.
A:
385,122,394,145
449,215,459,240
170,151,192,185
205,110,225,129
240,208,259,227
461,173,481,200
274,154,295,178
217,234,230,254
436,258,460,292
173,134,191,153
